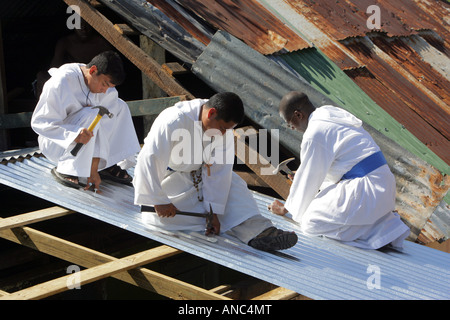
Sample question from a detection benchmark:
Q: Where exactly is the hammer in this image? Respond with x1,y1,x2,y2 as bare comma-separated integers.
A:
273,157,295,181
177,203,214,235
142,203,215,236
70,106,114,156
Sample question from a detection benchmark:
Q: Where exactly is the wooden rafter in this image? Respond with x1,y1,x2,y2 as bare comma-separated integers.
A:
63,0,194,99
0,206,74,231
0,212,230,300
2,245,182,300
234,126,291,200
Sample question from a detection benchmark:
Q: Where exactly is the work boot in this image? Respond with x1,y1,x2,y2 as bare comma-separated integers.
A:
248,227,298,251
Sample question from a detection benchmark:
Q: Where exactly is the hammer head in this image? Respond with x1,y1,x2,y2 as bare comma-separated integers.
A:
92,106,113,118
206,203,214,233
273,157,295,175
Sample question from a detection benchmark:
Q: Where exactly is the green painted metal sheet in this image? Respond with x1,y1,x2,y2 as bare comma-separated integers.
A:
277,49,449,177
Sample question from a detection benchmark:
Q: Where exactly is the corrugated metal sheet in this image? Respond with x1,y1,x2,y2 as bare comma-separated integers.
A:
282,0,449,40
256,0,362,71
98,0,207,64
0,149,449,300
257,0,450,166
275,46,450,170
342,36,450,144
343,66,450,159
150,0,311,54
98,0,449,168
192,30,449,242
370,35,450,107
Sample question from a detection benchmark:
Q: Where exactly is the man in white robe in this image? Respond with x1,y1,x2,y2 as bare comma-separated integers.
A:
269,91,410,250
31,51,140,191
134,92,298,251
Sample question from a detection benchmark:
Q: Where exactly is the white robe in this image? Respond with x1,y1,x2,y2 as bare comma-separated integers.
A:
285,106,410,249
133,99,263,234
31,63,140,177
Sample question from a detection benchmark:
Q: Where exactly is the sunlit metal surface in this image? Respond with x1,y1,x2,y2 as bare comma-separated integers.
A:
0,150,449,300
192,30,449,243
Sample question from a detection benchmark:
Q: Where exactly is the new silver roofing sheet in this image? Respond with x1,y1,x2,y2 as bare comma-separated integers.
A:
0,150,449,300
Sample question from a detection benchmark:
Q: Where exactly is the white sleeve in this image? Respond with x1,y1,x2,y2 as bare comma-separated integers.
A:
285,138,332,221
201,130,234,215
31,78,81,150
133,113,177,206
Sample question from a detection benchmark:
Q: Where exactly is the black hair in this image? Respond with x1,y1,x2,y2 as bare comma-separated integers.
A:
206,92,245,124
87,51,125,86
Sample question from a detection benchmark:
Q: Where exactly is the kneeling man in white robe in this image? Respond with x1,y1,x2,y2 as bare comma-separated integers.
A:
269,91,410,250
133,92,298,251
31,51,140,191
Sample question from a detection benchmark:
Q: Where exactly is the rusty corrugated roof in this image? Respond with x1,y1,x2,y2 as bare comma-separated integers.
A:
343,66,450,159
96,0,449,242
370,35,450,108
286,0,449,40
145,0,450,164
342,36,450,164
258,0,450,166
148,0,311,54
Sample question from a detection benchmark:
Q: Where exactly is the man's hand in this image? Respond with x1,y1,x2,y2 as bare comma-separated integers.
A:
155,203,178,218
86,171,101,192
268,199,288,216
75,128,93,145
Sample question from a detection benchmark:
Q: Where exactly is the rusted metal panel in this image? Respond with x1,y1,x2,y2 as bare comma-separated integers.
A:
167,0,311,54
403,34,450,81
370,35,450,107
257,0,450,167
342,37,450,147
418,200,450,244
344,67,450,164
256,0,362,70
283,0,449,40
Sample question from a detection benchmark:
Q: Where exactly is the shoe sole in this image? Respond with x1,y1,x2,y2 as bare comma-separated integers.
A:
250,232,298,251
51,167,86,189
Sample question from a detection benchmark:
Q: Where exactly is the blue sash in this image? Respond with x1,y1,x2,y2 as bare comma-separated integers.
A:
341,151,387,180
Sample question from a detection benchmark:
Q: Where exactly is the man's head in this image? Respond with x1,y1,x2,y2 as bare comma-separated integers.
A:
279,91,315,132
84,51,125,93
201,92,244,135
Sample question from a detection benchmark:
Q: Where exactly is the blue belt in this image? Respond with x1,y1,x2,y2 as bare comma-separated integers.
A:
341,151,387,180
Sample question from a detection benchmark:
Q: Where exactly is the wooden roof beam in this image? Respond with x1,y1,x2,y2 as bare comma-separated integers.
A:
0,217,230,300
63,0,194,99
0,206,74,231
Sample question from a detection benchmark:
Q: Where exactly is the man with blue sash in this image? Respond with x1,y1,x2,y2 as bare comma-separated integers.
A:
269,91,410,250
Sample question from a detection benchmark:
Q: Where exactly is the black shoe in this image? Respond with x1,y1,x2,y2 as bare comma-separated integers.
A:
99,164,132,185
248,227,298,251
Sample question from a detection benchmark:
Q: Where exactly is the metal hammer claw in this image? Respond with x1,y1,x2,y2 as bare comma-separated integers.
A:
273,157,295,180
70,106,114,156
